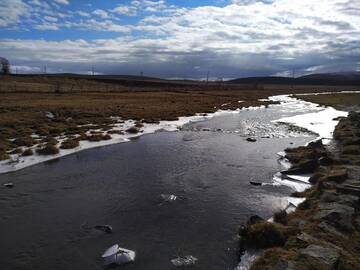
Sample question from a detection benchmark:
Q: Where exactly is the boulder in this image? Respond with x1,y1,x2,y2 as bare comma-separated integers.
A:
282,159,319,174
296,232,317,245
315,202,355,232
299,245,339,268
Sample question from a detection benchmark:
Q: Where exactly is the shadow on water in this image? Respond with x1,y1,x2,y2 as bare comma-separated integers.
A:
0,104,317,270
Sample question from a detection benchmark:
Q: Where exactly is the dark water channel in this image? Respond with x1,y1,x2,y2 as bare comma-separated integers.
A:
0,103,317,270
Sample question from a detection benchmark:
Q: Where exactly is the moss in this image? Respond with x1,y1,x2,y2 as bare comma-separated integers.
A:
60,139,79,149
36,144,59,155
22,148,34,156
239,221,287,249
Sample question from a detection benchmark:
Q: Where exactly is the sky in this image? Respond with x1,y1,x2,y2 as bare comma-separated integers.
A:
0,0,359,79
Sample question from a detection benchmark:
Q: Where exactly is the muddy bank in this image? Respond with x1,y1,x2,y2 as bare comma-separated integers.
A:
239,112,360,270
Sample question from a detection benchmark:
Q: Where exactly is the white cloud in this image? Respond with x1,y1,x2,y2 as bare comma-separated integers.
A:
112,5,137,16
77,11,90,17
0,0,29,27
44,16,58,22
34,23,59,30
1,0,359,77
54,0,69,5
92,9,109,19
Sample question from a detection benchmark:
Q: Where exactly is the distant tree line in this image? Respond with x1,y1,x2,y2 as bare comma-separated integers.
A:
0,57,10,74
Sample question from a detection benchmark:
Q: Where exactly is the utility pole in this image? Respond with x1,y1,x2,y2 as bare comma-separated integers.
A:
44,65,47,74
206,71,210,84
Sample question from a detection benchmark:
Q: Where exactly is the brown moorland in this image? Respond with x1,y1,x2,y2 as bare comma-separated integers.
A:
0,75,357,160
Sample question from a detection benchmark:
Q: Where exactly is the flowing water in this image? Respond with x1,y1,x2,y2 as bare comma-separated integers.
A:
0,99,323,270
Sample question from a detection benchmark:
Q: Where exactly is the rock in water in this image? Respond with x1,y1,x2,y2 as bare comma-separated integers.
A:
250,181,262,186
101,244,136,266
94,225,113,234
3,182,14,188
246,138,257,142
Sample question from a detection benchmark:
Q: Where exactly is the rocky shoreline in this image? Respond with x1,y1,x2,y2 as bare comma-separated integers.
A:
239,112,360,270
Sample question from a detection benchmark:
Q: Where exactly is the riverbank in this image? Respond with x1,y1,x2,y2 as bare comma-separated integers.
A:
239,111,360,270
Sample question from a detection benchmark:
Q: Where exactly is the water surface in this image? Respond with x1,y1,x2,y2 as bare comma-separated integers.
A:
0,103,317,270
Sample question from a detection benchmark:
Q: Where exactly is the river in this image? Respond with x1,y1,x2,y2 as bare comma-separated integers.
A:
1,95,342,270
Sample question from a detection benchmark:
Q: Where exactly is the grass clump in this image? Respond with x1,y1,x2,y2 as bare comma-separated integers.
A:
86,134,111,142
0,151,10,161
126,126,139,134
36,144,59,155
13,137,36,147
60,139,79,149
273,210,288,225
22,148,34,156
239,220,287,249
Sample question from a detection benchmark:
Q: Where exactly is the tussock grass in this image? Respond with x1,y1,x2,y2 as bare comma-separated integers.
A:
36,144,59,155
60,139,79,149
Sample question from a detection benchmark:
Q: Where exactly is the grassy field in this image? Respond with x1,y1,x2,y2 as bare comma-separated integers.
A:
294,92,360,111
0,75,357,160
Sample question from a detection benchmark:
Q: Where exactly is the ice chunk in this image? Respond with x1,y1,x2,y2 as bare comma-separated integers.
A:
45,112,55,119
160,194,177,202
171,255,198,267
101,244,136,266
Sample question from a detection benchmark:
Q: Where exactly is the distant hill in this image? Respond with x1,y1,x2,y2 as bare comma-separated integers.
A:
228,72,360,86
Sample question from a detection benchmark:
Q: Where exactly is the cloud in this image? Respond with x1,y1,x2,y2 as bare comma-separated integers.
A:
92,9,109,19
54,0,69,5
112,5,138,16
77,11,90,17
0,0,359,78
0,0,29,27
34,23,59,30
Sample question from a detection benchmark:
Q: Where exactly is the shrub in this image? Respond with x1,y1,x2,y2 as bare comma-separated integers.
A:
60,139,79,149
22,148,34,156
36,144,59,155
239,220,287,249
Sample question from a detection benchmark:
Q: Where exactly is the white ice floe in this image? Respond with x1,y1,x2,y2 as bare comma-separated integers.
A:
274,107,348,142
101,244,136,266
272,172,311,192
